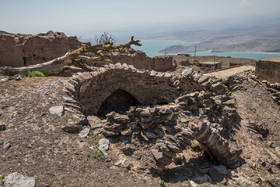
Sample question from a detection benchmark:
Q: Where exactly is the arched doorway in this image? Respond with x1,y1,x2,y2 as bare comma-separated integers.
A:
97,89,140,118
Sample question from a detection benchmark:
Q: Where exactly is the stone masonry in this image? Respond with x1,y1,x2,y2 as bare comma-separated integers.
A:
62,64,243,172
256,58,280,83
0,30,81,67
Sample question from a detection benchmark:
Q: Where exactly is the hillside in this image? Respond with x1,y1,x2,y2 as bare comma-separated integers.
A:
158,19,280,54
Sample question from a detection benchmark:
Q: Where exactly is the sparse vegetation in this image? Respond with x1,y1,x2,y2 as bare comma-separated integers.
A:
95,32,115,45
159,179,165,186
27,70,45,78
0,141,3,145
92,150,104,161
0,175,5,182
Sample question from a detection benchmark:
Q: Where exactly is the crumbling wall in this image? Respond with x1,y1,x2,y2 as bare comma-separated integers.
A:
109,49,175,71
63,63,199,116
0,31,81,67
150,56,176,71
256,58,280,83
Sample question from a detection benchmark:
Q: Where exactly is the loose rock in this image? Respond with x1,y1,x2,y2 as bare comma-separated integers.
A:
4,172,35,187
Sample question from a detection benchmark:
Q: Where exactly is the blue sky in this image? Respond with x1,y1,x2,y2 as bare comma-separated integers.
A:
0,0,280,36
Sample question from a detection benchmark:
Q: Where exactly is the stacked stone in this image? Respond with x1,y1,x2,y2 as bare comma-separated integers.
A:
61,64,242,171
263,81,280,105
62,63,197,116
196,120,241,169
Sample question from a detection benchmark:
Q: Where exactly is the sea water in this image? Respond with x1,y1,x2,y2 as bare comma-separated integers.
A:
133,40,280,60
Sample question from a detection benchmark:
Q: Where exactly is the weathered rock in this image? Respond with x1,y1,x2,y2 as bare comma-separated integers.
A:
104,123,123,131
208,168,225,182
213,165,228,175
198,75,210,84
102,130,119,136
120,129,132,136
3,141,11,151
0,78,8,83
151,149,172,165
49,105,64,116
98,138,111,162
79,128,90,138
166,142,181,153
182,68,193,78
140,122,153,129
145,131,157,139
4,172,35,187
121,144,135,155
62,125,82,134
114,159,123,166
266,179,279,187
0,124,6,131
211,82,225,93
192,174,212,184
63,96,77,104
98,138,110,151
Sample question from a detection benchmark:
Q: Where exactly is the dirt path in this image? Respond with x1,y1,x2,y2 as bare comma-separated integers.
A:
204,66,255,79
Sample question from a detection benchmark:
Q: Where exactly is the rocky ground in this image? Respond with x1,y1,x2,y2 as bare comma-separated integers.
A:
0,68,279,187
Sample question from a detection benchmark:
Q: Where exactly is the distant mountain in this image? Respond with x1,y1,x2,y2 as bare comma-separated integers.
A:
157,14,280,54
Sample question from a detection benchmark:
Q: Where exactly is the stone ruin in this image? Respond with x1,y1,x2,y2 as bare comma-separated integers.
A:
0,30,81,67
62,63,243,176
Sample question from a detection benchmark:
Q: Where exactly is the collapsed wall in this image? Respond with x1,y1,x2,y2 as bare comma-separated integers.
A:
109,49,176,71
0,30,81,67
256,58,280,83
62,64,243,171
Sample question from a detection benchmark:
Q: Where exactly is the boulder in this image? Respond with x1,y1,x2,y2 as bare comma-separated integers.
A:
4,172,35,187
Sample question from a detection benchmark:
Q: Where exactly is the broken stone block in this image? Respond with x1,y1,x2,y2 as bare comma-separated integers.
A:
145,131,157,139
211,82,225,93
198,75,210,84
121,144,135,155
49,105,64,116
151,149,172,165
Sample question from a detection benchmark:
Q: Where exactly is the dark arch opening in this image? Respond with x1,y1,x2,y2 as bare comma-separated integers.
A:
97,89,140,118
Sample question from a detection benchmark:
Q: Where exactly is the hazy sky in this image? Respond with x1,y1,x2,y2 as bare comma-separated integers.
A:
1,0,280,36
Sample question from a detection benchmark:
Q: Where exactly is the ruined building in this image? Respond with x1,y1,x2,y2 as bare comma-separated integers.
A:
0,30,81,67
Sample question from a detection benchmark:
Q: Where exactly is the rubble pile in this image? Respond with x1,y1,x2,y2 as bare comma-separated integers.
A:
61,64,245,176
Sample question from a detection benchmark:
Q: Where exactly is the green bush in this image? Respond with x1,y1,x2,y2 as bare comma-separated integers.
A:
27,71,45,78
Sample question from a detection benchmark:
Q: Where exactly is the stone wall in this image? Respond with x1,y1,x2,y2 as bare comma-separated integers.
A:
256,58,280,83
63,63,199,116
0,31,81,67
109,49,176,71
